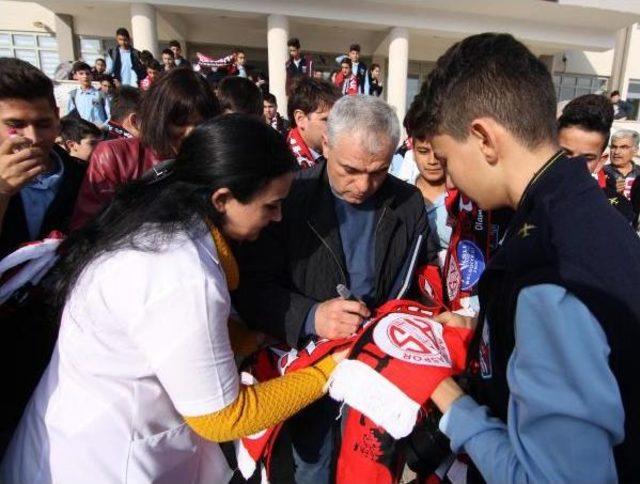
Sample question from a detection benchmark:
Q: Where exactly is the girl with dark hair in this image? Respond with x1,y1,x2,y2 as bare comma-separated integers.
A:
70,67,221,229
2,115,346,483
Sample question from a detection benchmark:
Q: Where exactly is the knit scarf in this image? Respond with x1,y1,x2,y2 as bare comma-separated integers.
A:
197,52,236,71
286,127,316,169
209,225,239,291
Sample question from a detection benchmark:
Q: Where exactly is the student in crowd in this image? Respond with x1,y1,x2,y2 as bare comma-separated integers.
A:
92,57,107,77
416,33,640,482
285,77,340,168
96,74,115,117
334,57,359,96
0,58,87,258
139,59,161,91
71,68,220,229
161,48,176,72
263,92,290,137
67,61,108,126
368,63,383,97
59,116,103,163
169,39,189,68
605,129,640,200
336,43,368,94
105,27,146,87
0,59,88,451
286,38,313,93
234,49,248,78
2,114,348,483
103,86,140,140
557,93,636,225
234,96,432,483
217,76,263,116
610,90,634,120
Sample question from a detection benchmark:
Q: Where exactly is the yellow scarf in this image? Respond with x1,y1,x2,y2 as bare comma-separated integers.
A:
209,225,240,291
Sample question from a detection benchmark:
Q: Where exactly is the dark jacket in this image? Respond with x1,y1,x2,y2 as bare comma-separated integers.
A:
233,161,431,347
70,137,161,230
107,46,146,83
467,154,640,482
0,145,86,259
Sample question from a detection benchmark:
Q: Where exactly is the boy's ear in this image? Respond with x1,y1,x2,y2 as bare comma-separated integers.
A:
65,140,77,153
469,118,499,166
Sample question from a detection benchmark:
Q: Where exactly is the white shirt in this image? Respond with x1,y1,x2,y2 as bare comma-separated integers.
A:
1,226,239,483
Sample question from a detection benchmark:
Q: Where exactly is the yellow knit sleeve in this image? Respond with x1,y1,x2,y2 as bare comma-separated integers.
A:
184,356,337,442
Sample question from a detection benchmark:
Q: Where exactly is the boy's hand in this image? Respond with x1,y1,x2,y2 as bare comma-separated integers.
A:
434,311,477,330
0,137,46,197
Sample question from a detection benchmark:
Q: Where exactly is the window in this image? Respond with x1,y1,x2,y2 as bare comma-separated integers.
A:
0,31,59,77
626,80,640,120
80,37,104,66
553,74,608,102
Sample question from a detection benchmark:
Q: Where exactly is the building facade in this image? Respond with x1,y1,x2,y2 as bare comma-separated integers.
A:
2,0,640,122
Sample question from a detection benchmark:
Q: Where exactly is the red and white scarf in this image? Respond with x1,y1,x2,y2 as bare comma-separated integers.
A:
335,72,359,96
286,127,317,169
197,52,236,70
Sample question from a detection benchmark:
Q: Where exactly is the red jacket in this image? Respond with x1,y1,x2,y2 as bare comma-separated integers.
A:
335,72,359,96
70,138,161,229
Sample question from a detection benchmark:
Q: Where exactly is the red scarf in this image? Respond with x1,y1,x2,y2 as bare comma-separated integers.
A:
236,300,472,483
417,189,511,315
335,72,359,96
286,127,317,169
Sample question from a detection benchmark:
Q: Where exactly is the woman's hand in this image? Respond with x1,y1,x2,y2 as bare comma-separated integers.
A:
332,348,350,364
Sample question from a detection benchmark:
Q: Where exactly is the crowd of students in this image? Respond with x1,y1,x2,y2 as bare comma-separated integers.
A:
0,28,639,484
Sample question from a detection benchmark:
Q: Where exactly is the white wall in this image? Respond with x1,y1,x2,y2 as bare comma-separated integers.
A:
0,1,55,33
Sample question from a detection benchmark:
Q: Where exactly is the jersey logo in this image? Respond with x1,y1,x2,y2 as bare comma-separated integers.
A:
446,255,461,302
373,313,452,367
457,240,485,291
609,197,619,206
518,223,536,238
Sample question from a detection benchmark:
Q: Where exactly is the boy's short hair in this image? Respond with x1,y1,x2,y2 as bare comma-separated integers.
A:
236,49,246,55
161,48,174,58
168,39,181,49
287,77,341,127
109,86,141,123
558,94,613,152
217,76,263,116
287,38,301,49
59,116,103,144
116,27,130,38
610,90,621,98
404,92,429,140
95,58,105,65
72,61,92,74
147,59,162,71
263,92,277,105
370,63,380,71
0,57,56,109
341,58,353,68
416,33,557,149
349,43,361,53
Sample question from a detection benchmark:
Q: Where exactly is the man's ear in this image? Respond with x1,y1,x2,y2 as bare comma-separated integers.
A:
321,133,330,156
597,152,609,171
65,140,77,153
210,187,232,214
469,118,499,166
294,110,307,130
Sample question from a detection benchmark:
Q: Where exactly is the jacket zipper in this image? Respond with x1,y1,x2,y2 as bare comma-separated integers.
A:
307,221,348,284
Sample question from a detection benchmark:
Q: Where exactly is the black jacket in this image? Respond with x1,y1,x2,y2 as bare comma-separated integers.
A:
0,145,86,258
107,46,146,83
233,161,431,347
467,154,640,482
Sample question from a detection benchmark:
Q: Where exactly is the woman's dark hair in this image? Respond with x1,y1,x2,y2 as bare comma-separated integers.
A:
54,114,296,305
138,68,221,157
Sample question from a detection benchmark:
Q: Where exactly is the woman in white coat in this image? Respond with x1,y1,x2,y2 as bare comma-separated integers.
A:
2,115,344,483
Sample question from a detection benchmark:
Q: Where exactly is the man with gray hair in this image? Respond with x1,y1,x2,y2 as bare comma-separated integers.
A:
605,129,640,200
234,95,432,483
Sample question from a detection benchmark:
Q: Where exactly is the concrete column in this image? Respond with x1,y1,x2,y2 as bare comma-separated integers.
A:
386,27,409,128
610,24,635,99
53,13,76,64
131,2,158,59
267,14,289,118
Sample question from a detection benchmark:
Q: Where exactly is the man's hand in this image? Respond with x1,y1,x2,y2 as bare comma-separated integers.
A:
434,311,477,330
315,297,370,340
0,137,46,198
615,177,626,195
